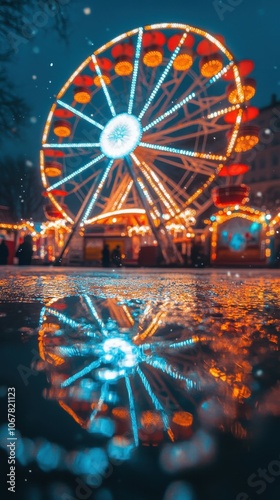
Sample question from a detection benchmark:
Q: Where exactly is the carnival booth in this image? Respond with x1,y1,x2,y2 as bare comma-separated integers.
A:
206,206,270,266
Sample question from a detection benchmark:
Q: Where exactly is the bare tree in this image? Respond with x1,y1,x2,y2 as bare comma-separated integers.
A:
0,0,70,59
0,0,72,143
0,156,44,221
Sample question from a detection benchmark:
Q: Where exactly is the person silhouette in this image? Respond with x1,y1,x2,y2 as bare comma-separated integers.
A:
102,243,111,267
16,235,33,265
111,245,122,267
0,238,9,265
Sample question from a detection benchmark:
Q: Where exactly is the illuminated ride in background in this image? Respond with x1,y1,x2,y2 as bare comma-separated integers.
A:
36,294,267,452
41,23,258,264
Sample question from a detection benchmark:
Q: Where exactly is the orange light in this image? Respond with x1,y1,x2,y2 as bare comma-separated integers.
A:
227,78,256,104
93,73,111,86
172,411,193,427
53,120,71,138
235,126,259,152
143,48,163,67
173,52,193,71
200,53,223,77
74,86,91,104
140,411,163,429
91,402,108,412
40,323,60,333
45,161,62,177
115,59,133,76
112,407,129,420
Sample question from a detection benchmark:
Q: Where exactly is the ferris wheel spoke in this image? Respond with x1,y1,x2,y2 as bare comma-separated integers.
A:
125,376,139,446
44,308,82,330
138,30,190,121
83,295,108,336
148,71,188,123
106,175,133,212
43,142,100,149
113,179,134,211
81,159,115,222
139,142,226,163
46,154,105,191
143,94,230,140
134,176,160,219
67,168,102,196
136,367,171,432
56,100,104,130
137,156,188,199
207,103,241,120
143,62,233,132
145,122,230,146
150,154,218,178
61,359,102,388
128,27,143,115
145,357,194,390
91,55,116,117
131,153,180,217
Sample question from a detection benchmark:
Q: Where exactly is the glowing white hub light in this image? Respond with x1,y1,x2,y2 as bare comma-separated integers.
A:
102,338,138,368
100,113,142,159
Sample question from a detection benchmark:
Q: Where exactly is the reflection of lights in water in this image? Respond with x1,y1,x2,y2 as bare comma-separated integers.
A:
36,286,280,465
37,295,205,449
163,481,195,500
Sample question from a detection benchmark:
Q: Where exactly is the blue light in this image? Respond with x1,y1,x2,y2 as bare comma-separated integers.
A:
88,417,115,437
229,233,246,251
71,448,108,475
57,100,104,130
61,359,101,387
128,28,143,115
125,376,139,446
91,56,116,117
36,442,62,471
44,142,100,149
47,154,105,191
100,114,142,159
250,222,260,233
210,215,216,222
82,160,114,221
143,92,196,132
138,31,189,121
107,436,134,461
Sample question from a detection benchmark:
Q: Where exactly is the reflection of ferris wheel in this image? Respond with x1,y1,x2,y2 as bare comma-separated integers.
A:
41,22,251,263
38,295,205,448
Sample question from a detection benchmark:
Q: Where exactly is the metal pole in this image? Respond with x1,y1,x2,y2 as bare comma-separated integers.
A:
54,176,101,265
125,156,183,265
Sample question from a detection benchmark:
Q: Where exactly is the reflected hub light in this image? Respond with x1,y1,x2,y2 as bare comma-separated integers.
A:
100,113,142,159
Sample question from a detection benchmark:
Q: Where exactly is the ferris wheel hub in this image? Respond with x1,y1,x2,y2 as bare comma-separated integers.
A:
100,113,142,159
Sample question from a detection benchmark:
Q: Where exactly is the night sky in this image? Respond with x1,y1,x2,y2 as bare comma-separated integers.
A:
3,0,280,170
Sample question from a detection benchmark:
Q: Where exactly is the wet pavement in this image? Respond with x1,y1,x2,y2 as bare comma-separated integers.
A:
0,267,280,500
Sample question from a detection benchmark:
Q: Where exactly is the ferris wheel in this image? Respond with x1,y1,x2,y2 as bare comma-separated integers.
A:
41,22,254,263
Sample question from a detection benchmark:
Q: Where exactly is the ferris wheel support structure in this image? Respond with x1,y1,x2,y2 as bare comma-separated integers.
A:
125,156,183,265
55,162,112,264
